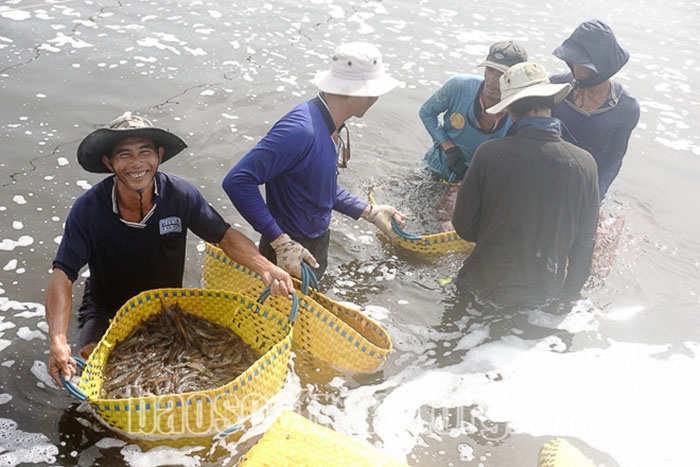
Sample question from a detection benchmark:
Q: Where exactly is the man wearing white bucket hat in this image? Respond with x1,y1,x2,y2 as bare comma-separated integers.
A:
223,42,405,280
45,113,293,386
452,62,600,307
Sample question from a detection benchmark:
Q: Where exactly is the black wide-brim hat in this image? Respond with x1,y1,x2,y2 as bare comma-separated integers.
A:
77,113,187,173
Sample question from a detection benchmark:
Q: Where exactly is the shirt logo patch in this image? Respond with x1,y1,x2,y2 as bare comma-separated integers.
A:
160,217,182,235
449,112,465,130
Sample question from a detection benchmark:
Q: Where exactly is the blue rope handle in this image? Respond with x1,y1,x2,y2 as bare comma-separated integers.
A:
257,287,299,324
301,262,319,295
391,217,422,240
60,356,88,401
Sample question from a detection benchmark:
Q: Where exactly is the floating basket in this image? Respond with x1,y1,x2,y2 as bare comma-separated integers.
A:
238,410,407,466
368,187,473,254
202,243,392,372
62,288,298,439
390,219,474,254
538,438,596,467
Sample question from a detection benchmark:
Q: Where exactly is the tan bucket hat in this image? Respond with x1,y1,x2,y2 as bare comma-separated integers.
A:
486,62,572,115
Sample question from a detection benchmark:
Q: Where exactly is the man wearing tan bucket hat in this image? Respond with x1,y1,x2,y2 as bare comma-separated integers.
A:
45,113,293,386
223,42,405,280
452,62,600,307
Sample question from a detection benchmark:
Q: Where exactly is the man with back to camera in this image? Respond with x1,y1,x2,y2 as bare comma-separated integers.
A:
46,113,293,386
452,62,600,307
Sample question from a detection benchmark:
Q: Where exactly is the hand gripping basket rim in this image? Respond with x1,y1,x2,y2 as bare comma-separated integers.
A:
75,287,296,439
202,243,392,372
367,189,474,254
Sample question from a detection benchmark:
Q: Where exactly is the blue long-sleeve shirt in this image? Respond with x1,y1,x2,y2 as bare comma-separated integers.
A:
223,97,367,240
419,74,512,180
551,73,640,199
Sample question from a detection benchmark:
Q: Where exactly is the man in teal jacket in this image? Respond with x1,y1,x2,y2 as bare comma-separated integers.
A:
420,41,527,181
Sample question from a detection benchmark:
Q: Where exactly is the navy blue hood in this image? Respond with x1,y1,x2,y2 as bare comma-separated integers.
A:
553,20,629,88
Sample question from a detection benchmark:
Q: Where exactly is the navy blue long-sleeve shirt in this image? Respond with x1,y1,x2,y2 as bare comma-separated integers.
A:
223,97,367,240
551,74,640,199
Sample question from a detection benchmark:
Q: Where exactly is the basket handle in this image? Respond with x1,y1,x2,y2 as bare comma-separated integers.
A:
391,217,422,240
257,287,299,324
59,356,88,401
301,262,319,294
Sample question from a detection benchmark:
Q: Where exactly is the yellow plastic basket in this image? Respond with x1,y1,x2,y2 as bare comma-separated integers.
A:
367,188,473,254
238,410,408,466
202,243,392,372
537,438,596,467
392,227,474,254
63,287,297,439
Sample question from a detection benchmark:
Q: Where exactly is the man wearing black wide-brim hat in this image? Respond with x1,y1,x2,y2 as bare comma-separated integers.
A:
45,113,294,387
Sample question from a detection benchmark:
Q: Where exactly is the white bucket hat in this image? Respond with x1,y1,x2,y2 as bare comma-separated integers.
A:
313,42,400,97
486,62,572,114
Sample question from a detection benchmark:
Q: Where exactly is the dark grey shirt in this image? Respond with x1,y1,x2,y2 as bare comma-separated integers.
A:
452,121,599,307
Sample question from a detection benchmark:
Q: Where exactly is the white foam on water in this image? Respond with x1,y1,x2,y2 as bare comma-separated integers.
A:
527,306,599,334
30,361,58,389
57,157,69,166
0,10,31,21
120,444,203,467
185,47,206,56
76,180,92,190
73,18,97,27
453,322,490,351
0,394,11,405
605,304,646,321
0,418,58,466
137,36,182,55
11,196,26,205
3,260,17,272
360,334,700,467
46,32,93,49
363,304,390,322
134,56,157,63
94,437,127,449
208,10,222,19
0,236,34,251
656,136,700,155
457,442,475,461
16,327,45,341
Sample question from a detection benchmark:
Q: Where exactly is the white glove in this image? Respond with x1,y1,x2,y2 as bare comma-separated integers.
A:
270,233,317,279
363,204,399,238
